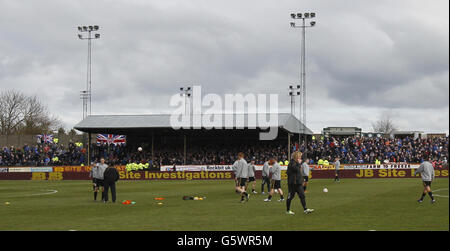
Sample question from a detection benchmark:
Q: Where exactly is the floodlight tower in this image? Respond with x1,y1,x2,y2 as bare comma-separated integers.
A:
80,90,89,119
180,87,192,115
77,25,100,117
290,12,316,157
180,86,192,165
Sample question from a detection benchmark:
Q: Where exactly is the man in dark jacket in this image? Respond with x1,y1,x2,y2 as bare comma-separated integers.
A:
103,165,120,203
286,151,314,215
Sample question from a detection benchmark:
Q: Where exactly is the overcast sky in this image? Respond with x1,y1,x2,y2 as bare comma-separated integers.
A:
0,0,448,134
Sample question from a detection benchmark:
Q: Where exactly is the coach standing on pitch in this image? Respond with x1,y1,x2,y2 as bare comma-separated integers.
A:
103,165,120,203
286,152,314,215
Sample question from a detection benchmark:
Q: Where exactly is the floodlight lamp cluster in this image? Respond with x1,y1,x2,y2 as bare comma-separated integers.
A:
290,12,316,19
289,85,301,96
79,90,90,98
180,87,192,97
77,25,100,39
78,25,99,32
290,12,317,27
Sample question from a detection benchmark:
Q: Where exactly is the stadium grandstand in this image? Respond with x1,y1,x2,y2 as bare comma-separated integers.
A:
73,113,313,166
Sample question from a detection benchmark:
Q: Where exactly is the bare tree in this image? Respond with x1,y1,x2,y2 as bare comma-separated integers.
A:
68,129,78,137
20,95,62,134
0,90,27,134
57,127,66,136
372,112,398,135
0,90,62,135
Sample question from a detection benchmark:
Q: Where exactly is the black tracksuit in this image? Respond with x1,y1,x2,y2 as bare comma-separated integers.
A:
286,160,307,211
103,167,120,202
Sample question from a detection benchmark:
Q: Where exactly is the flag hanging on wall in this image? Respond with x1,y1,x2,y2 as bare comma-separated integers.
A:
96,134,126,145
37,134,54,143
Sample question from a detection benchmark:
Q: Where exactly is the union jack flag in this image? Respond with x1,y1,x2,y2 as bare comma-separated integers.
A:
96,134,126,145
37,134,54,143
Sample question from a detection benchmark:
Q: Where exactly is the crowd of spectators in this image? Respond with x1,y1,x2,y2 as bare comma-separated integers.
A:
303,136,448,165
1,136,448,167
0,142,86,167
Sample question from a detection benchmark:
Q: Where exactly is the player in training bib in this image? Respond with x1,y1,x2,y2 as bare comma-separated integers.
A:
415,156,436,204
301,156,310,193
264,157,284,202
261,159,271,194
89,157,108,201
247,159,257,194
332,157,341,182
235,152,250,203
232,159,240,193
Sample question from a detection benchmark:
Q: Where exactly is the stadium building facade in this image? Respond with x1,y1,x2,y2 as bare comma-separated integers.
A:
322,127,362,138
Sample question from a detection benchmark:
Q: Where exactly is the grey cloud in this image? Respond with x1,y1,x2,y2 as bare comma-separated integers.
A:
0,0,448,133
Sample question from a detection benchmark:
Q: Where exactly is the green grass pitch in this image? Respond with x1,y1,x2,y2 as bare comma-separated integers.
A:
0,178,448,231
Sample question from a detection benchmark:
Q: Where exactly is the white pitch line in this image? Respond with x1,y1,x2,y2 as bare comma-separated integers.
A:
3,189,59,198
433,188,449,198
28,190,58,196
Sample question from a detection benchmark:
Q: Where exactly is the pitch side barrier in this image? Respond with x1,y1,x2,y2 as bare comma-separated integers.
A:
159,163,428,171
0,164,448,180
